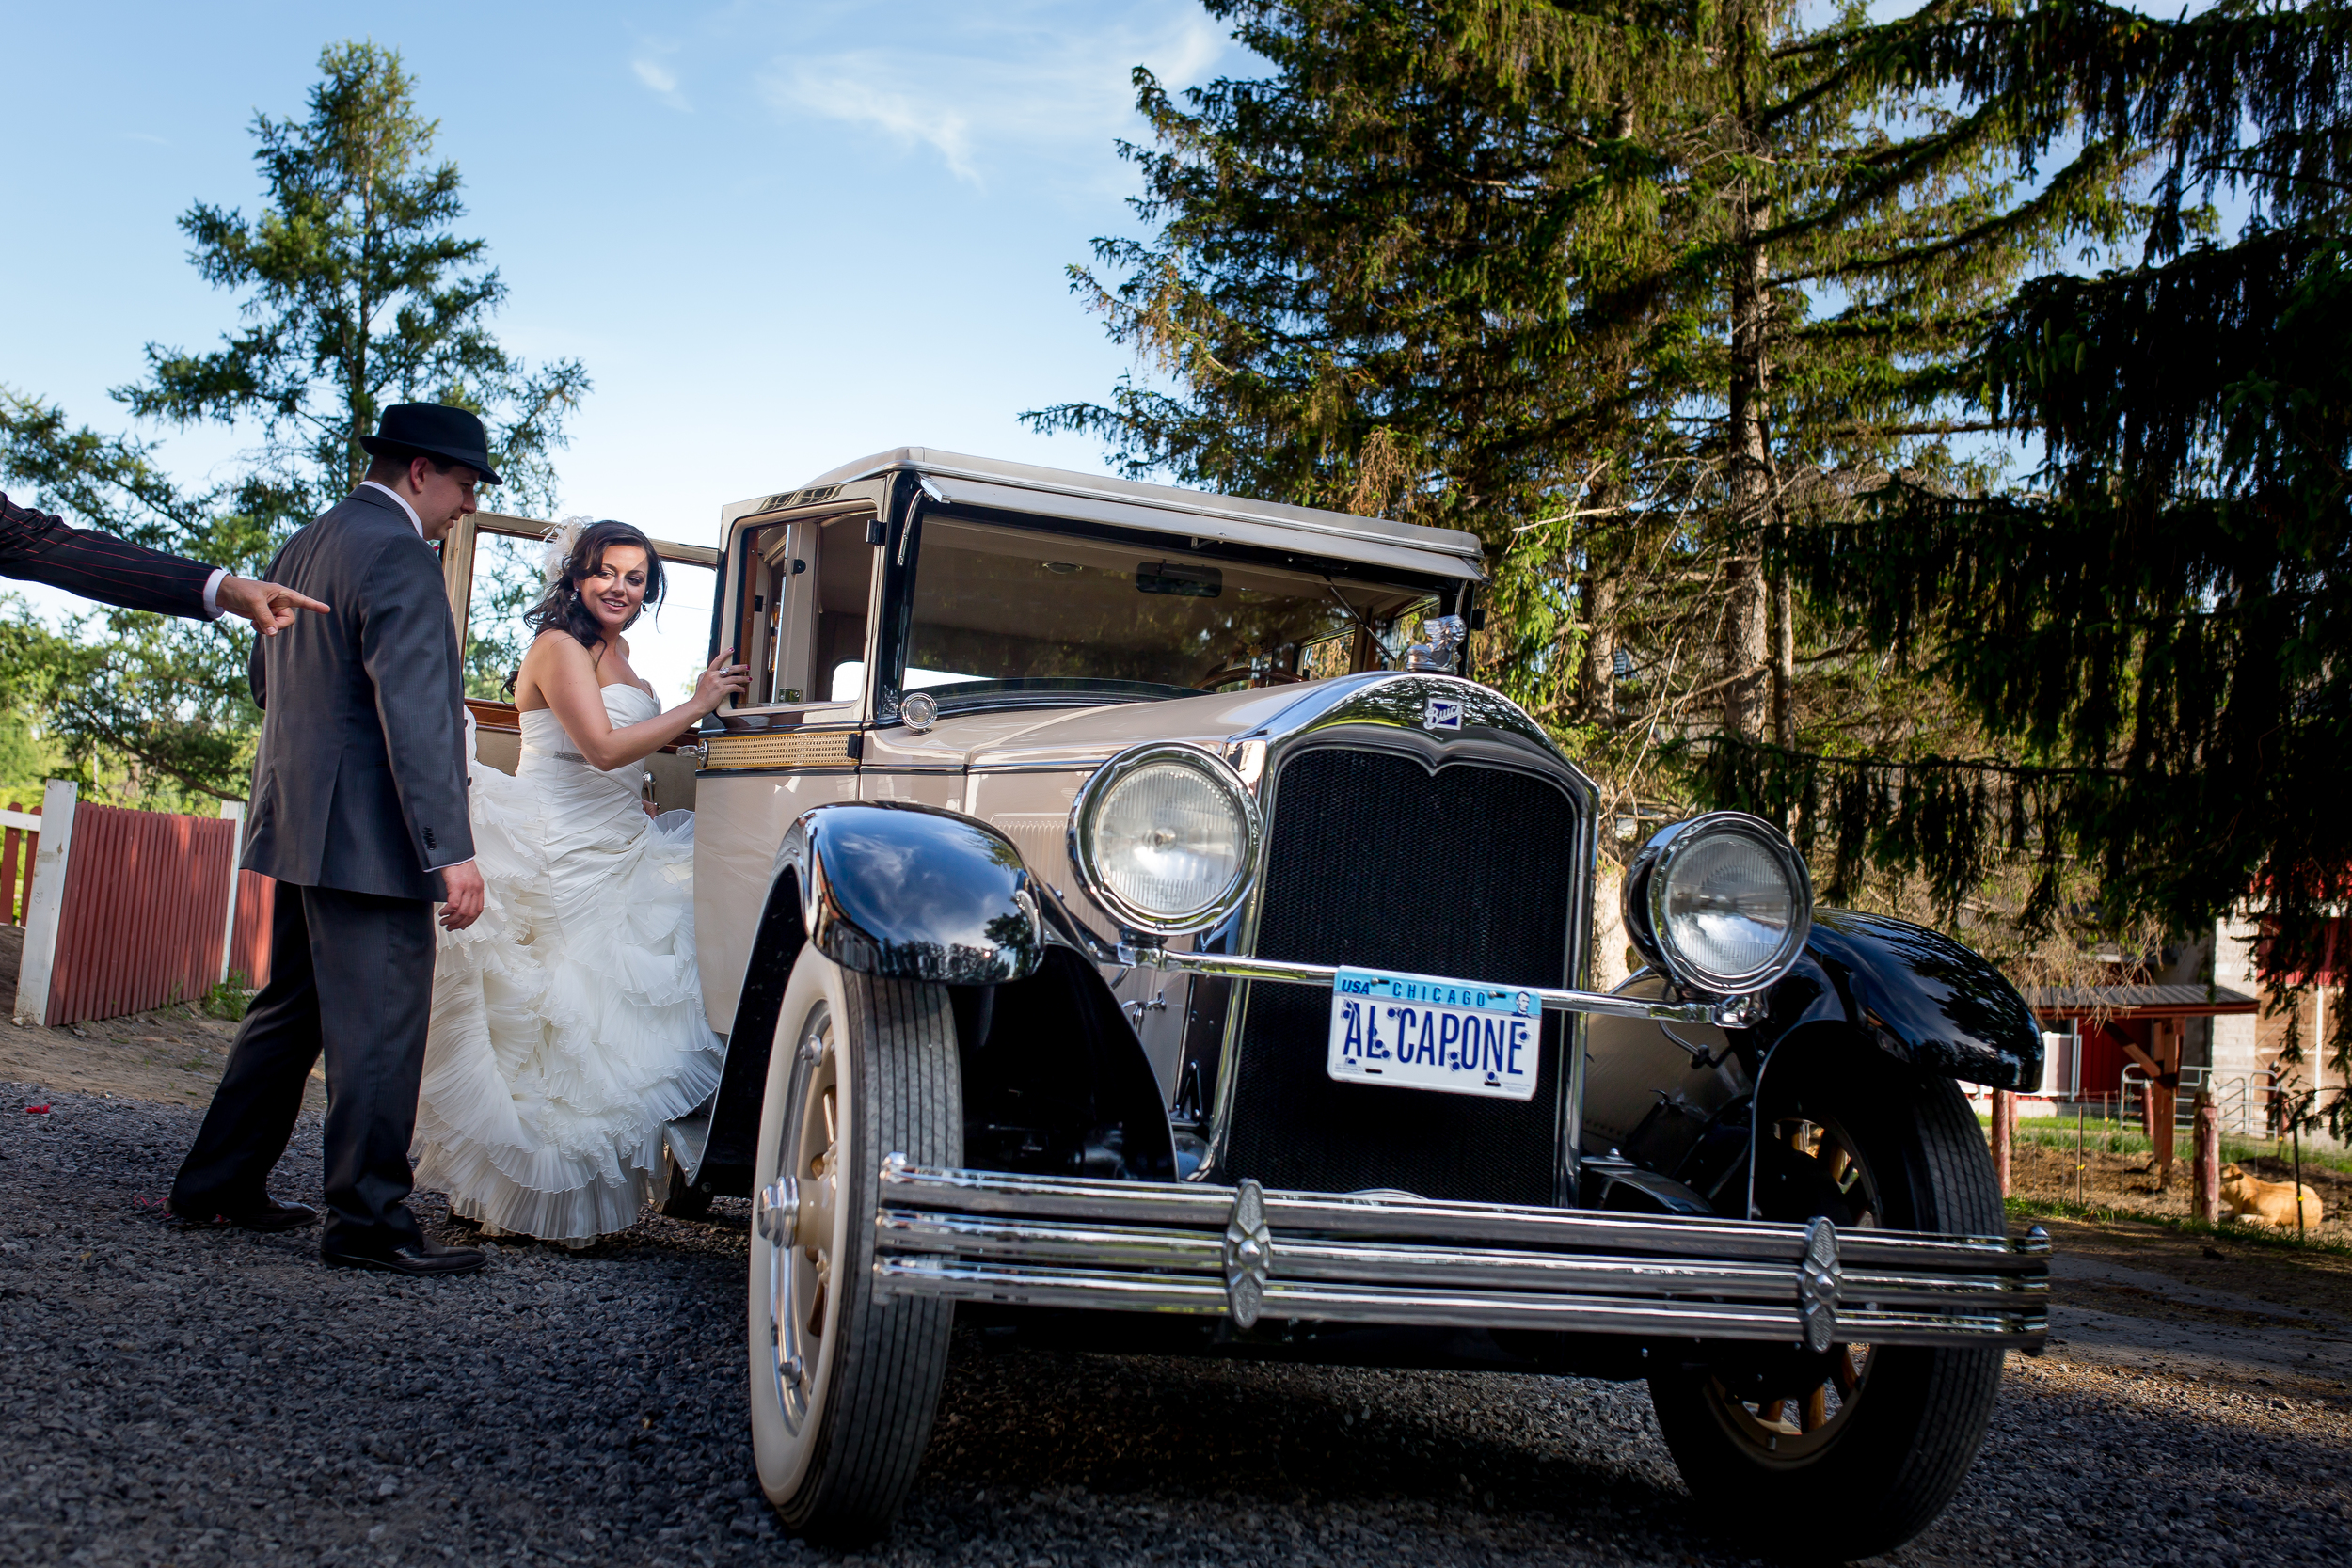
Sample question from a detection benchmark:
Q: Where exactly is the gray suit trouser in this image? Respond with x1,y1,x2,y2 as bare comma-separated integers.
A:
171,884,435,1247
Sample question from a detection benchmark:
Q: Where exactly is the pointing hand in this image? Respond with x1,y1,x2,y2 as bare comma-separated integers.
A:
216,575,330,635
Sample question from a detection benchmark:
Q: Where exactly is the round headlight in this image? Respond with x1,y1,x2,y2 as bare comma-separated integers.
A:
1069,743,1261,936
1624,812,1812,997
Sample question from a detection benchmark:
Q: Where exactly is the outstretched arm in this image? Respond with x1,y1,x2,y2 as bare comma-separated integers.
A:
1,492,218,619
1,493,327,630
529,633,747,772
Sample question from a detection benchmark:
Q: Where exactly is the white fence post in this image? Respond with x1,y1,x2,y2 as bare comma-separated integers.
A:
215,800,246,987
11,780,79,1028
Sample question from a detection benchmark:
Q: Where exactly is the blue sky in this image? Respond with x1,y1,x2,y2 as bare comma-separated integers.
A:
1,1,1246,559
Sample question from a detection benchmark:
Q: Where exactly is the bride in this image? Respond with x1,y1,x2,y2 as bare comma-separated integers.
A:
413,517,749,1243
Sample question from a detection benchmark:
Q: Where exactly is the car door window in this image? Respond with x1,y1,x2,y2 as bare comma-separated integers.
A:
464,531,544,699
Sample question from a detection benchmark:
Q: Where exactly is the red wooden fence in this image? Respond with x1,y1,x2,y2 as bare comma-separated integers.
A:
229,868,276,991
43,804,241,1023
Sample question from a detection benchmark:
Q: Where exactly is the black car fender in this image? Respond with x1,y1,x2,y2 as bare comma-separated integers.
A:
1586,909,2039,1208
779,799,1047,985
698,800,1170,1187
1747,909,2043,1093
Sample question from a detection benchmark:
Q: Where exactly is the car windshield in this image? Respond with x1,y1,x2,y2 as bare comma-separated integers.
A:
890,515,1444,705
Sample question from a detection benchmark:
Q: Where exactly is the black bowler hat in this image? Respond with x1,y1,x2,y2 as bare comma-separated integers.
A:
359,403,503,484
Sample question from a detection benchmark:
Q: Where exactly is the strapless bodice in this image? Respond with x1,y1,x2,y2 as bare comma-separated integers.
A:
518,685,661,782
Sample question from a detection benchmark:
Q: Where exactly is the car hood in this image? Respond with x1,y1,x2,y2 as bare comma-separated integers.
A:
879,685,1327,771
871,673,1581,781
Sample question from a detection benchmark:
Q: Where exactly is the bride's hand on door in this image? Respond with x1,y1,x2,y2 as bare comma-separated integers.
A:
691,647,751,715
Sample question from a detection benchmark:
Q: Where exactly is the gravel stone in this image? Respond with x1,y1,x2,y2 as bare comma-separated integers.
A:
3,1081,2346,1566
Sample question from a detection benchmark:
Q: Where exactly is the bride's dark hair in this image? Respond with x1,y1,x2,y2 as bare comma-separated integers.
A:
505,519,666,691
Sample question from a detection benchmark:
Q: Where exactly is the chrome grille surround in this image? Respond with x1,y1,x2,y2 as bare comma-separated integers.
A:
1195,674,1600,1203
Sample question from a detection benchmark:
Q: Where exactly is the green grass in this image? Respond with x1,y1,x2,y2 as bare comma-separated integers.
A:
200,971,254,1022
2004,1194,2352,1257
1977,1111,2352,1175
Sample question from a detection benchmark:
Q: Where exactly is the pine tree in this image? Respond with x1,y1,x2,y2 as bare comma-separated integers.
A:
1034,0,2136,827
1026,0,1712,750
1722,0,2352,1128
0,41,585,802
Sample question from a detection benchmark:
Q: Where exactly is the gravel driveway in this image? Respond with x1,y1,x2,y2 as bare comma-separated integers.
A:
3,1083,2347,1568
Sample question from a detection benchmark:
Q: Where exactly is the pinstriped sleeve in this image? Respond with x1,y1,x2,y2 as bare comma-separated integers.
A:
0,493,218,619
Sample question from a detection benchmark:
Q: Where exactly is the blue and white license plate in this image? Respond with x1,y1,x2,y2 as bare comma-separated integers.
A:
1326,967,1543,1101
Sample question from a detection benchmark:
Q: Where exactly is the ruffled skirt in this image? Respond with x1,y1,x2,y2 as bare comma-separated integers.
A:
412,752,723,1243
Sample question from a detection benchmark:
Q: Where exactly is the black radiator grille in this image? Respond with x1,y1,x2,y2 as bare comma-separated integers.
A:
1218,745,1579,1205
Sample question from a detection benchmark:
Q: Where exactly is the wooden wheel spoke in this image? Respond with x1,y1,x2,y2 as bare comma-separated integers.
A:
1757,1398,1786,1425
1818,1128,1854,1186
1803,1385,1830,1432
1832,1347,1862,1397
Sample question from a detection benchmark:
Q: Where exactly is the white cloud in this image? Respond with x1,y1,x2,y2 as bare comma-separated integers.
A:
771,61,979,182
758,6,1230,191
631,44,690,111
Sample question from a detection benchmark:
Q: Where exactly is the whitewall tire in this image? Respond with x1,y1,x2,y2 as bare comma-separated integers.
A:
746,943,960,1545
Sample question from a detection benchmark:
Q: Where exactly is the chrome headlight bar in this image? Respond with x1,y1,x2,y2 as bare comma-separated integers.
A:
1032,885,1743,1029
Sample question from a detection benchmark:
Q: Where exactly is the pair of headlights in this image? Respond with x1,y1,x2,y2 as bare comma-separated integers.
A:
1065,743,1813,1000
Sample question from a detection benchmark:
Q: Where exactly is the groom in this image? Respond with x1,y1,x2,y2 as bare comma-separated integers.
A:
170,404,495,1276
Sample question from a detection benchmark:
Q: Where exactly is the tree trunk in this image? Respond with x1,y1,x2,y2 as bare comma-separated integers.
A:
1721,2,1773,744
1771,568,1794,747
1721,197,1772,742
1581,515,1622,728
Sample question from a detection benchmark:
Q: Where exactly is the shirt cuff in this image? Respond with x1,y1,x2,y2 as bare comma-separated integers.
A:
201,568,228,620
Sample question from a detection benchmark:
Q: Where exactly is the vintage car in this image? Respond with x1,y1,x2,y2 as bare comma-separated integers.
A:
445,449,2049,1560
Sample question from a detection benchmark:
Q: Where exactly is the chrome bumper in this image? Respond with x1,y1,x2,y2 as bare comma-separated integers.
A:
871,1159,2049,1351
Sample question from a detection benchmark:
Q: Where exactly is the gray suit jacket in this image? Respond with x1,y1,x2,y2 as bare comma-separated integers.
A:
240,486,474,901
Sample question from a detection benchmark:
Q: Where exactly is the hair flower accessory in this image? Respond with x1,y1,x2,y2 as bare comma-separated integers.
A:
539,515,589,585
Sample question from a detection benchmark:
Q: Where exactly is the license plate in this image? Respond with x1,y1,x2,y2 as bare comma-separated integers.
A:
1326,967,1542,1101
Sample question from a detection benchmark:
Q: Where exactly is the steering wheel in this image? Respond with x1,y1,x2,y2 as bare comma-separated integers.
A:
1200,659,1306,691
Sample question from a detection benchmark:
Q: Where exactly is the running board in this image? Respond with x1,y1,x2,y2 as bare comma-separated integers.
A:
865,1158,2049,1351
662,1112,711,1182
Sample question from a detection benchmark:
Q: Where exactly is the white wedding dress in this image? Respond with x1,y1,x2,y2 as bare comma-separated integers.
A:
412,686,723,1243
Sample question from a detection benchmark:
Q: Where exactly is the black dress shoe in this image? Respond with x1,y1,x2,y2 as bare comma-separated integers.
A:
169,1196,317,1231
320,1235,487,1276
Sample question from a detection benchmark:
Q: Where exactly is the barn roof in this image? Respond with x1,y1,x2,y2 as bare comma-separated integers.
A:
2026,983,2259,1020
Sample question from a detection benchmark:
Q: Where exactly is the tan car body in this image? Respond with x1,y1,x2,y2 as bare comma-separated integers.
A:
449,449,2052,1557
690,449,1486,1100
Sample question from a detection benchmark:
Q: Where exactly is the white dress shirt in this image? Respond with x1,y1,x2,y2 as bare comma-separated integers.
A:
358,479,426,536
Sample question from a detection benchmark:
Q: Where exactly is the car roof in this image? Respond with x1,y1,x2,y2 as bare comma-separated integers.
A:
739,446,1486,581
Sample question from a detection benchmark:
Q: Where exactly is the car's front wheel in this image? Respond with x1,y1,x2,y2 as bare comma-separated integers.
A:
1646,1052,2007,1562
747,944,959,1546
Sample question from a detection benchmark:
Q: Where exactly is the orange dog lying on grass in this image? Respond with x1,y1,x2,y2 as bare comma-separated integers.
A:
2218,1164,2326,1228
